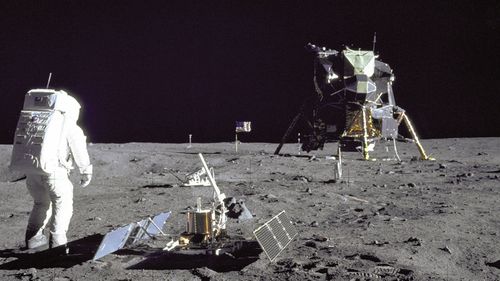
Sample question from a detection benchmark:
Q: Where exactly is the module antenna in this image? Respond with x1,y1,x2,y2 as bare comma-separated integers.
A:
46,73,52,89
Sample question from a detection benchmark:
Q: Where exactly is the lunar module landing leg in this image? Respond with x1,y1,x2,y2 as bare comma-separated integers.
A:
274,111,304,155
395,110,434,161
274,98,317,155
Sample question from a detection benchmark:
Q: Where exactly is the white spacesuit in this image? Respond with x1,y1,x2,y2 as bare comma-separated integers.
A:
10,89,92,250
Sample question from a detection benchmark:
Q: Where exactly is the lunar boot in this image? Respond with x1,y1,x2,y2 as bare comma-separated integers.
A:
25,229,48,249
49,232,69,255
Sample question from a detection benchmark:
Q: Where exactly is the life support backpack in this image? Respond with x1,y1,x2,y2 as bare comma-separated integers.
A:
10,89,77,175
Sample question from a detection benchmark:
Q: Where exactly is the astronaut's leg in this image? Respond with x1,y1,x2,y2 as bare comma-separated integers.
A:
25,175,51,249
46,169,74,248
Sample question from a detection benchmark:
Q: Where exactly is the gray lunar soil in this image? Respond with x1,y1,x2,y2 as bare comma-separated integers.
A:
0,138,499,280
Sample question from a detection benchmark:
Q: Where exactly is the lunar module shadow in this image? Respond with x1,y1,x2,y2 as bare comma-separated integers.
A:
124,240,262,272
0,234,103,269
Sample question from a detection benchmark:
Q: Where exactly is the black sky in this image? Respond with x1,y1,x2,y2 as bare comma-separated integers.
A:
1,1,499,144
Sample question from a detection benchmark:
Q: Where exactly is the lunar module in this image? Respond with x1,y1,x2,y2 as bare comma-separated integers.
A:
275,42,432,160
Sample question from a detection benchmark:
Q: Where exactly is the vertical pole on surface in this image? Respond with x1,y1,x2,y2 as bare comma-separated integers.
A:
235,133,238,152
335,145,342,180
188,134,192,148
297,133,301,155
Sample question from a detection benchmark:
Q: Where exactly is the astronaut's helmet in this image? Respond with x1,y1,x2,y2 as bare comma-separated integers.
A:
25,89,81,121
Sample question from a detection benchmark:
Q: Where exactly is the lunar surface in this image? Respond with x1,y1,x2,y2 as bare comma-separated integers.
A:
0,138,499,280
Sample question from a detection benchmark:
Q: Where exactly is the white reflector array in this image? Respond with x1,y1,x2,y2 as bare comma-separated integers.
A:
253,210,297,262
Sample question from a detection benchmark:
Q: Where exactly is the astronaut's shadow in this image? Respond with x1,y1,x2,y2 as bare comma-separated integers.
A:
0,234,103,269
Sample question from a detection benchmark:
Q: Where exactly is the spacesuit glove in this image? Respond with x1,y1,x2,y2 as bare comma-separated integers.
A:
80,174,92,188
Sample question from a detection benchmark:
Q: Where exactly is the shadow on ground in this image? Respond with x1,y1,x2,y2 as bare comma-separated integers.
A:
0,234,103,269
126,240,262,272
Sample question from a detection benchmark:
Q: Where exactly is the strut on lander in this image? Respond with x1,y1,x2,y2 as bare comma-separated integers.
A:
275,40,433,161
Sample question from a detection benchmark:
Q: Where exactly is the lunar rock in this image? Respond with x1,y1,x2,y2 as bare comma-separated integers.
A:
0,138,499,280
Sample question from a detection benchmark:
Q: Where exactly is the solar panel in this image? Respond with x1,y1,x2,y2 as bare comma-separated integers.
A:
253,210,297,262
128,212,171,245
277,211,297,239
148,212,171,236
129,218,149,245
93,224,134,261
93,211,171,261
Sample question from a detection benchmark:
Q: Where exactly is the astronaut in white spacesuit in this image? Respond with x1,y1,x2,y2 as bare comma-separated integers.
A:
10,89,93,251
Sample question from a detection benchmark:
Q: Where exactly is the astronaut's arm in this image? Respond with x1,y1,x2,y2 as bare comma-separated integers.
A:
67,125,93,176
